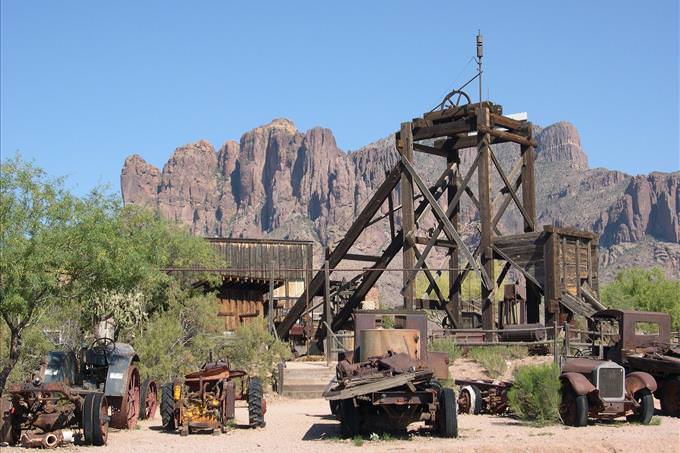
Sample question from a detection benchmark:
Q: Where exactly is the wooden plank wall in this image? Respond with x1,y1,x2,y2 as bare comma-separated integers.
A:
207,239,312,281
217,288,265,331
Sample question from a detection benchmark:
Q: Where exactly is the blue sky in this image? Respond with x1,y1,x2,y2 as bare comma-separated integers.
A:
1,1,678,195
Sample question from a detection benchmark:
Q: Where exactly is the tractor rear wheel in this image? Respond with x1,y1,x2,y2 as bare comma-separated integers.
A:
437,388,458,438
110,366,140,429
627,388,654,424
160,383,177,431
82,393,108,446
248,378,265,428
139,378,158,420
560,388,588,427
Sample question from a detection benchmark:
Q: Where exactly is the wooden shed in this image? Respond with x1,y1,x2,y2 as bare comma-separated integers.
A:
204,238,314,331
492,225,603,325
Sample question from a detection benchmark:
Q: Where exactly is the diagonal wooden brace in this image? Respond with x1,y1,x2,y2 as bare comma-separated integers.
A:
400,156,492,290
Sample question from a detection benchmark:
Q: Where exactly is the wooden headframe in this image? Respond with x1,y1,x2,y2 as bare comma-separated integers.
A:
277,100,537,341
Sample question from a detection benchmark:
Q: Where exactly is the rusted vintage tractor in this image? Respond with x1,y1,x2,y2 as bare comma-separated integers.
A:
324,311,457,438
559,357,656,426
0,338,156,448
160,359,265,435
590,309,680,417
39,338,155,430
2,382,109,448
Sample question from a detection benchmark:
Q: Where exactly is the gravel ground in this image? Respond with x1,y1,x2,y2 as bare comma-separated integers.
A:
3,396,678,453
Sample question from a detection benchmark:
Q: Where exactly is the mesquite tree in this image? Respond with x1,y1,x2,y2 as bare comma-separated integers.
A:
0,156,220,394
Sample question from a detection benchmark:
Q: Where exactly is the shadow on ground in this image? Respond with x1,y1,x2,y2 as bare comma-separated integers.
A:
302,422,342,440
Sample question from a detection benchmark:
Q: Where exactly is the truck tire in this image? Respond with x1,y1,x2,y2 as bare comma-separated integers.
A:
627,388,654,424
160,383,176,431
560,388,588,427
340,399,360,437
248,378,265,428
82,393,108,446
660,378,680,417
438,388,458,438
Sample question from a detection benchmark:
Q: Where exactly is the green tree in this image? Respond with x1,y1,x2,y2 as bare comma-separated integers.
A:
0,156,221,393
601,267,680,330
0,157,78,393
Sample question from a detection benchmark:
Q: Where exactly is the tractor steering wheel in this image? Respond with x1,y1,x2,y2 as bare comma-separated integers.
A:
90,337,115,367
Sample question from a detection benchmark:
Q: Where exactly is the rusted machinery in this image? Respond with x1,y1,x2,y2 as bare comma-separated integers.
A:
455,379,512,415
591,309,680,417
323,311,457,437
2,381,109,448
0,338,155,448
161,359,265,435
559,357,656,426
39,338,152,430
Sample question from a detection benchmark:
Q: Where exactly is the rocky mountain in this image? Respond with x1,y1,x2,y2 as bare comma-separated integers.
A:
120,118,680,283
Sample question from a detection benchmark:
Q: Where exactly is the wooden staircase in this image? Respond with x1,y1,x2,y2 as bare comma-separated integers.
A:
280,361,335,399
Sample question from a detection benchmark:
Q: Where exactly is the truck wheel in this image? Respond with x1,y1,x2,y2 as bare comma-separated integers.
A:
438,388,458,438
139,378,158,420
248,378,265,428
339,399,360,437
560,388,588,427
83,393,108,446
627,389,654,424
660,378,680,417
160,383,177,431
459,385,483,415
329,400,341,420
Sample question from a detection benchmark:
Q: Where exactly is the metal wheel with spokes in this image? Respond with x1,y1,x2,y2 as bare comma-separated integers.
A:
139,378,158,420
110,366,140,429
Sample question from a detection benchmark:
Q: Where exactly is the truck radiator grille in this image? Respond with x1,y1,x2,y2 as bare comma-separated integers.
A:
598,367,624,399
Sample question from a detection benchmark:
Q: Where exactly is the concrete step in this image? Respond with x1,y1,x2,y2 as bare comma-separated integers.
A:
282,377,332,386
282,389,327,399
282,383,328,393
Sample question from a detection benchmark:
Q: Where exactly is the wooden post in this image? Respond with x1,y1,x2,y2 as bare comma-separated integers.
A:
268,261,275,336
564,321,570,357
553,320,559,366
447,153,461,327
520,128,536,233
324,260,332,365
477,106,495,341
400,122,415,310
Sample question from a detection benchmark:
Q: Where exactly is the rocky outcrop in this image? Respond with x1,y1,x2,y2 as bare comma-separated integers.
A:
534,122,588,170
120,118,680,281
597,172,680,246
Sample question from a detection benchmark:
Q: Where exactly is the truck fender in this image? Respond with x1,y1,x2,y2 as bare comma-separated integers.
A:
625,371,657,396
561,372,596,396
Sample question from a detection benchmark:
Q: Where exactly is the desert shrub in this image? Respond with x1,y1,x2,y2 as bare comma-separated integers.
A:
219,318,292,383
601,267,680,330
508,363,561,424
132,292,224,383
428,338,462,362
468,345,528,378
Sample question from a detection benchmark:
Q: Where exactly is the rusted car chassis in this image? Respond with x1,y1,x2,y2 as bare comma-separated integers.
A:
326,353,457,437
3,381,108,448
455,379,512,415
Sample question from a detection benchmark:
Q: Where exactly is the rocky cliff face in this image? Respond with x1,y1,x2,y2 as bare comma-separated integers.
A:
120,119,680,281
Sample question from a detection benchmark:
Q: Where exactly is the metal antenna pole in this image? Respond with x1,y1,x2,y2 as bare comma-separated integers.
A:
477,31,483,105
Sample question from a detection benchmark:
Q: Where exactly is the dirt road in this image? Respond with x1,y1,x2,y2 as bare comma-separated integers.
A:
3,396,678,453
